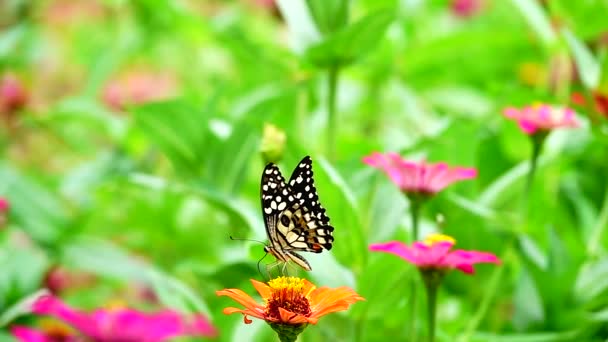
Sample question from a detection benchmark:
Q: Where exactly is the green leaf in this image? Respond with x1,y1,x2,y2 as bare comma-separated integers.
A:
513,267,545,330
0,164,69,245
131,99,211,176
509,0,557,45
562,28,601,90
0,289,49,327
305,0,350,35
305,10,394,68
316,157,367,271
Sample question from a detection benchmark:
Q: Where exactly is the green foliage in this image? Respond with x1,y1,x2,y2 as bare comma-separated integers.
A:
1,0,608,341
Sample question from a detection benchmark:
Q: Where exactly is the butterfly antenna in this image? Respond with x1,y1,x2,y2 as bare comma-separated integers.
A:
257,252,269,279
229,236,266,246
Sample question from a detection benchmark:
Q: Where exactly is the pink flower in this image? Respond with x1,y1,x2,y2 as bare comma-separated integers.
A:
369,234,500,274
11,324,76,342
0,197,8,212
362,152,477,195
0,73,28,115
503,103,579,135
102,71,177,111
19,294,217,342
450,0,484,18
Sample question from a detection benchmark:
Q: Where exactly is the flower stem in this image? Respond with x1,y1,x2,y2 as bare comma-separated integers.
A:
408,278,418,342
524,135,545,201
327,64,340,161
411,199,421,242
421,271,442,342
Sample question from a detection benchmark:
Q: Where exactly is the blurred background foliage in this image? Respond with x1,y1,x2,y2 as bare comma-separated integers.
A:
1,0,608,341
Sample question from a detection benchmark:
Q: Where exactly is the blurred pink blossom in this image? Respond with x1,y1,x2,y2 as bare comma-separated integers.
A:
503,103,579,135
0,73,28,118
0,197,8,212
11,324,76,342
362,152,477,195
450,0,484,18
14,294,217,342
43,266,97,295
102,71,177,111
0,197,8,227
369,234,500,274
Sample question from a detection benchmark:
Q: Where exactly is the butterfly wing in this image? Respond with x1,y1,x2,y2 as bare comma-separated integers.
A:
260,156,335,271
260,162,290,252
285,156,334,251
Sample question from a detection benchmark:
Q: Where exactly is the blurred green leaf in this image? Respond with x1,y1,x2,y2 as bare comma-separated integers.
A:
509,0,557,45
305,0,350,35
132,99,210,176
305,10,393,68
563,28,601,90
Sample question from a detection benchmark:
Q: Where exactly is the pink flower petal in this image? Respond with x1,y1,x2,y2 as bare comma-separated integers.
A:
30,295,217,341
502,103,578,135
11,326,51,342
362,153,477,194
370,239,500,275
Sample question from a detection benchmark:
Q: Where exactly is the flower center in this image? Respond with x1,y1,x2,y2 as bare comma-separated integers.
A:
265,277,311,320
423,233,456,246
39,318,75,341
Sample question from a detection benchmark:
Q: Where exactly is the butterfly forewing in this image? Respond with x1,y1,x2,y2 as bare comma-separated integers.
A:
287,156,333,231
260,156,334,271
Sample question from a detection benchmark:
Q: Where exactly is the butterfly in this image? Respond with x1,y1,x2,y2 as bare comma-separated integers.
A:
260,156,334,271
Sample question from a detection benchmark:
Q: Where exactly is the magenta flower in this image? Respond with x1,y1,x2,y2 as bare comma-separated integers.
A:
0,197,8,212
503,103,579,135
15,294,217,342
11,325,75,342
450,0,484,18
362,152,477,195
369,234,500,274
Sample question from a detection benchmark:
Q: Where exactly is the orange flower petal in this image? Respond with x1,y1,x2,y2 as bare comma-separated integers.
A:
216,289,263,312
250,279,272,301
301,279,317,297
222,307,261,318
278,307,309,325
223,307,265,324
309,286,365,319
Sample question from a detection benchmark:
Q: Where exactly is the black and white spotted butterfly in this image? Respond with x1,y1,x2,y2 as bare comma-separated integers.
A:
260,156,334,271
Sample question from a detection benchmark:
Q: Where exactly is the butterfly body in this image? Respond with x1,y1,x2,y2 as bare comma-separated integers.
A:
260,156,334,271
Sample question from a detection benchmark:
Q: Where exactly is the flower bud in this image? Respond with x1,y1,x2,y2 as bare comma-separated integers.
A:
260,123,286,164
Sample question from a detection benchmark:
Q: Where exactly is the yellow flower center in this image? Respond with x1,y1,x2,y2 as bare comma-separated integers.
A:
104,298,128,311
39,318,74,339
423,233,456,246
265,277,311,321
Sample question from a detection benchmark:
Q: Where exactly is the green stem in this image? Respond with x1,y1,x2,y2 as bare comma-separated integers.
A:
411,199,421,242
422,274,440,342
588,185,608,257
408,279,418,342
525,136,543,199
457,242,514,342
327,65,340,161
296,83,308,142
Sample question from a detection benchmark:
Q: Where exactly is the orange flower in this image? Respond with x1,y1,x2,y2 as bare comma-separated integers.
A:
216,277,364,325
